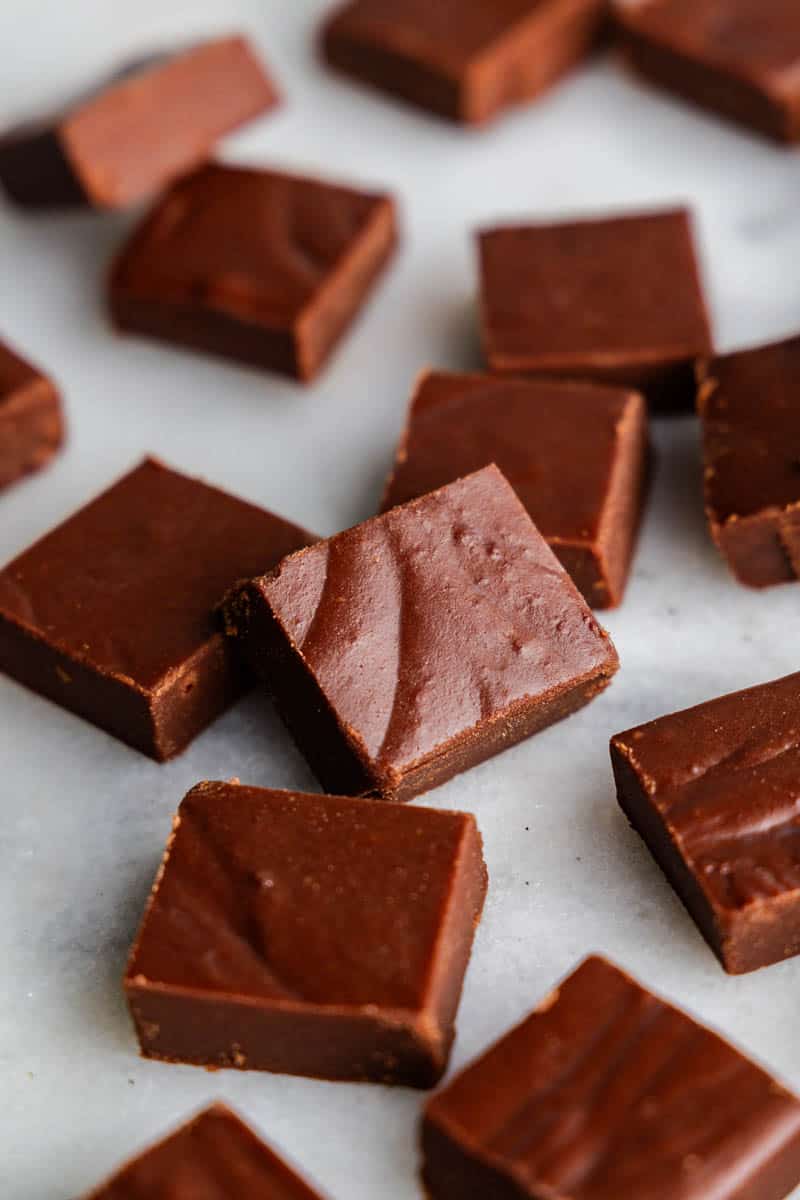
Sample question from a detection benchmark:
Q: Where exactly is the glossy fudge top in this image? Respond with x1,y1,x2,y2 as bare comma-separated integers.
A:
382,371,643,544
612,673,800,914
0,338,44,398
479,209,712,372
84,1104,323,1199
0,457,314,692
425,955,800,1200
127,781,483,1010
700,336,800,523
112,163,392,325
257,466,618,777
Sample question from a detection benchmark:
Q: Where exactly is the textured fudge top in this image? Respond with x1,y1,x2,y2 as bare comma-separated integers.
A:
0,457,314,691
700,336,800,524
0,337,45,399
112,163,393,324
382,372,644,544
257,465,618,775
612,672,800,912
84,1104,323,1199
127,781,484,1010
479,209,712,371
426,955,800,1200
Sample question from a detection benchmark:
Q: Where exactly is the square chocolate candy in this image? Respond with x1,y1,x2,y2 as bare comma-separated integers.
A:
0,336,64,490
423,955,800,1200
0,458,314,760
223,465,619,802
125,781,487,1087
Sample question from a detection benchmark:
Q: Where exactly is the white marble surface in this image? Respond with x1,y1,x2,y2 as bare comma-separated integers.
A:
2,2,800,1196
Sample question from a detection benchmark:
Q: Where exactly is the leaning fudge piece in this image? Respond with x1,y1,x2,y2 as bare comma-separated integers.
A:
125,781,487,1087
423,955,800,1200
0,457,315,760
0,336,64,490
223,465,619,802
612,672,800,974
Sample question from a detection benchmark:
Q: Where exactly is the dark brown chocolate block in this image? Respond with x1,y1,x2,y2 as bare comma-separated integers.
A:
698,336,800,588
81,1103,325,1198
381,371,650,608
616,0,800,144
110,163,398,382
125,781,487,1087
223,465,619,803
0,458,314,760
0,336,63,490
612,672,800,975
0,37,278,209
422,955,800,1200
479,208,713,411
321,0,607,126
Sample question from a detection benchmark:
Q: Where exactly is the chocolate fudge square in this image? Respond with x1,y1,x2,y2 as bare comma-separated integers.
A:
616,0,800,144
81,1104,324,1199
110,163,398,382
422,955,800,1200
479,208,712,410
125,781,487,1087
698,336,800,588
0,36,279,209
0,457,314,760
0,336,64,490
381,371,650,608
321,0,607,126
224,465,619,802
612,672,800,974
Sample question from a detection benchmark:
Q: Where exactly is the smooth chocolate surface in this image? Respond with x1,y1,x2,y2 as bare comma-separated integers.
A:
698,336,800,588
616,0,800,144
110,163,397,381
125,781,487,1087
0,37,278,209
321,0,606,125
82,1103,325,1198
423,955,800,1200
224,465,619,802
381,371,650,607
0,457,314,760
0,336,63,490
479,209,712,411
612,672,800,974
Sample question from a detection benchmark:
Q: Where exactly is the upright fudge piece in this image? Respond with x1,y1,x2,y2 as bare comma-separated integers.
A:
611,672,800,974
0,458,314,760
125,781,487,1087
0,37,279,209
381,371,650,607
699,336,800,588
224,465,619,802
110,163,397,382
422,955,800,1200
81,1104,325,1199
0,337,63,490
616,0,800,144
479,208,712,411
321,0,607,126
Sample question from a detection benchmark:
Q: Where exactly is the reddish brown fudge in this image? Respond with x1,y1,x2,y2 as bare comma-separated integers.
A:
422,955,800,1200
479,208,713,411
0,458,314,760
0,37,278,209
110,163,398,382
321,0,607,126
611,672,800,974
381,371,650,608
615,0,800,144
81,1104,325,1199
698,336,800,588
223,465,619,802
0,337,63,490
125,781,487,1087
